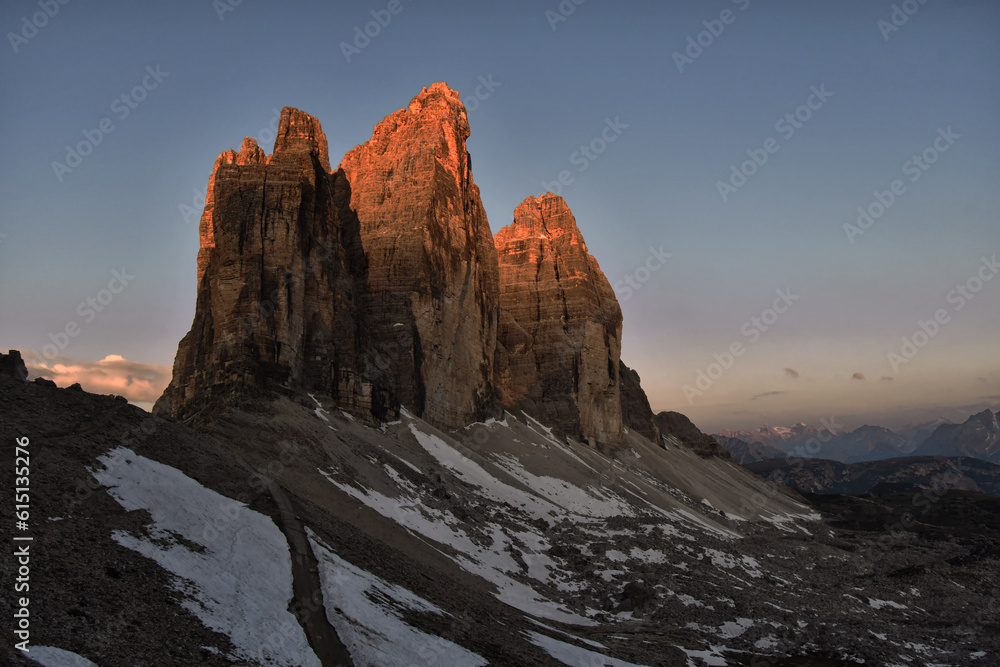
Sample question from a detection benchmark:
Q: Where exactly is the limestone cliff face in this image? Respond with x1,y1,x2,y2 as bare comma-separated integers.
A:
0,350,28,381
495,194,622,444
339,83,501,429
157,85,664,444
156,108,395,421
655,412,732,459
619,362,660,442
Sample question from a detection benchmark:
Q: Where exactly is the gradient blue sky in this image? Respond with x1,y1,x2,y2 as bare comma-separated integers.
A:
1,0,998,431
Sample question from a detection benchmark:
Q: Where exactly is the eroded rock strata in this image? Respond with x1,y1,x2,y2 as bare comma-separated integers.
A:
156,109,393,421
158,85,661,445
494,193,623,445
619,361,660,442
340,83,502,429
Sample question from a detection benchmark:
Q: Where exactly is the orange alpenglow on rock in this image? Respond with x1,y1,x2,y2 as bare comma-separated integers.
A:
494,193,624,445
340,82,502,429
157,107,394,421
158,84,652,445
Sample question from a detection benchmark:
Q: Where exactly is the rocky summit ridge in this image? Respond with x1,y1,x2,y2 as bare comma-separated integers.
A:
156,83,662,445
495,193,623,445
339,82,501,430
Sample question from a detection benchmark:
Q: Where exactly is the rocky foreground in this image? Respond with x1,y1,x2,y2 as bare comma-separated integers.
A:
3,369,998,666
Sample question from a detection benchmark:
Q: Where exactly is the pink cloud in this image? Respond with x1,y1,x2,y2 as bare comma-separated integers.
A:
27,354,171,405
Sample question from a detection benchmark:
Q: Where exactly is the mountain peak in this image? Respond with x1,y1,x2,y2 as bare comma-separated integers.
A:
273,106,331,171
159,83,660,444
495,195,622,444
408,81,464,111
498,194,588,254
338,83,499,429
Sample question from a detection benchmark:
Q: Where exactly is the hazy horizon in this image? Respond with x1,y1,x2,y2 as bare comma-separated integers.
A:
2,0,998,433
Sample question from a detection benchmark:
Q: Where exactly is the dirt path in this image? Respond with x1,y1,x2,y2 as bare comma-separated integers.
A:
263,477,354,667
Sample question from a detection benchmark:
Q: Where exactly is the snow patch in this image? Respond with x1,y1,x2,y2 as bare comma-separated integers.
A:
24,647,99,667
527,631,650,666
319,469,594,626
869,598,907,610
92,448,320,667
408,423,562,520
718,618,753,639
491,452,634,518
678,645,729,666
309,531,487,667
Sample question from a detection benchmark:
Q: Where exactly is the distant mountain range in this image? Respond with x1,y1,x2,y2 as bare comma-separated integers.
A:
714,410,1000,465
914,410,1000,461
712,435,785,465
746,456,1000,497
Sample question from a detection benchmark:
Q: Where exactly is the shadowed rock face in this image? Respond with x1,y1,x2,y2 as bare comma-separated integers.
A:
619,361,660,442
157,85,655,444
340,83,502,430
159,87,501,429
916,410,1000,462
495,193,623,445
0,350,28,381
714,435,786,465
655,411,732,459
156,108,395,421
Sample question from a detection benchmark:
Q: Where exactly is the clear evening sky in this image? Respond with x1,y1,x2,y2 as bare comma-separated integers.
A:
1,0,997,432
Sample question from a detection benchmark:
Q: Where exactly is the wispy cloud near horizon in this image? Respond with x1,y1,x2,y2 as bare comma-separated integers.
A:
751,390,788,401
27,354,170,406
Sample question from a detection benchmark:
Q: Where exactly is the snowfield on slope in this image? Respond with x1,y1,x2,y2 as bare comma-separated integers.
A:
317,410,833,633
318,466,595,625
527,631,651,667
308,531,488,667
92,448,321,667
23,646,99,667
